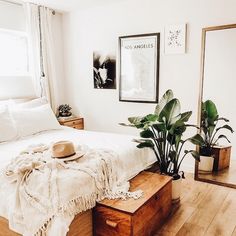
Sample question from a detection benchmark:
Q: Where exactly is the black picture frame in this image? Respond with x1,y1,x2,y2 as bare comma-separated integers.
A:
119,33,160,103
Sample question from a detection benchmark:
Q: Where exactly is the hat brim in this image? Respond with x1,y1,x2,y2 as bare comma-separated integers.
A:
52,151,85,161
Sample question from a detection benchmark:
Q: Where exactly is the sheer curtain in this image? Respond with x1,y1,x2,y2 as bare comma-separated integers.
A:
24,3,41,97
25,3,59,112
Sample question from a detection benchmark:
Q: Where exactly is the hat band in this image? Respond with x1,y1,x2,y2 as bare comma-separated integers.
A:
52,152,76,159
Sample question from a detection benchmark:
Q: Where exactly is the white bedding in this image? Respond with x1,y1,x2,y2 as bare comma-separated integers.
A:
0,127,156,235
0,127,156,181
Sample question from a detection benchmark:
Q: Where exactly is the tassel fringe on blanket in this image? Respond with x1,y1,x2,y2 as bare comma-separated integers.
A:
2,144,143,236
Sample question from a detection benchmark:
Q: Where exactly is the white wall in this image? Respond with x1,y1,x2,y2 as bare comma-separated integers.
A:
61,0,236,171
62,0,236,135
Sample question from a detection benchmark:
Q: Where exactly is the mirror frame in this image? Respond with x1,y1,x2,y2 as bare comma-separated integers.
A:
195,23,236,188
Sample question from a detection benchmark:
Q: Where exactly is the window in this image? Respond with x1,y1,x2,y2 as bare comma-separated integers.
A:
0,29,29,76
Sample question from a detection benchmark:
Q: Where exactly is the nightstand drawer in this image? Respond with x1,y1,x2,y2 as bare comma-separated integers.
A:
71,124,84,130
59,117,84,130
63,119,83,127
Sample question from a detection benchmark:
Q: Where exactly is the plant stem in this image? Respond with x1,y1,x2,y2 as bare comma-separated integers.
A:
177,151,188,172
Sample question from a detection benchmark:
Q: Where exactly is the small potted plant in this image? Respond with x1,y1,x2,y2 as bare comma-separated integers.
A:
120,90,200,202
58,104,72,117
191,100,233,172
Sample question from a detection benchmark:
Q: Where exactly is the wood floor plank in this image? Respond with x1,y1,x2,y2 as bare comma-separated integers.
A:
155,173,236,236
232,226,236,236
176,185,229,235
205,190,236,236
180,177,213,207
175,222,205,236
155,203,195,235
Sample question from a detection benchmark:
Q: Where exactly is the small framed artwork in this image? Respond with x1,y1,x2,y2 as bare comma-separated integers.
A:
165,24,187,54
93,51,116,89
119,33,160,103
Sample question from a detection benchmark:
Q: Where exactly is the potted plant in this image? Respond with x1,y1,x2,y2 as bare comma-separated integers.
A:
58,104,72,117
191,100,233,172
120,90,200,202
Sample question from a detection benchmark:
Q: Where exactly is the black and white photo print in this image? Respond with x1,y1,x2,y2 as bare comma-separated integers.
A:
93,51,116,89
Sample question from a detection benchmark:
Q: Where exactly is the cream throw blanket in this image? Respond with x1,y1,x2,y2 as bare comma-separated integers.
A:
2,144,143,236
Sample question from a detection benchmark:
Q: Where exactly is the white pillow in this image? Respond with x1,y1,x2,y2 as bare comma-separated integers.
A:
14,97,48,109
11,104,61,137
0,106,17,142
0,99,14,106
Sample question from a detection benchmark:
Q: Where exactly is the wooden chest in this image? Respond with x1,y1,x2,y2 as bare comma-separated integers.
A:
212,146,231,171
93,172,172,236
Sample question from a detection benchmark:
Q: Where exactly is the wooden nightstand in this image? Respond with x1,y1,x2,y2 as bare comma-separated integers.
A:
58,117,84,130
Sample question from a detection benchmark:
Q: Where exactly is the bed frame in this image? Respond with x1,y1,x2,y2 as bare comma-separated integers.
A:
0,210,93,236
0,98,94,235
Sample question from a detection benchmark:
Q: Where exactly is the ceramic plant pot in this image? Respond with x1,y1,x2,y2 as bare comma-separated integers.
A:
59,112,72,117
172,177,182,203
198,155,214,173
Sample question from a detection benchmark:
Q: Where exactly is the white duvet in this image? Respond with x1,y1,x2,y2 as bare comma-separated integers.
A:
0,127,156,235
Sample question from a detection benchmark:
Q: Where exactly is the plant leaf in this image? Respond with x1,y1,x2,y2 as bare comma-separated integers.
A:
132,138,149,143
180,111,192,122
217,117,229,122
119,123,135,127
140,129,154,138
189,150,200,161
189,134,205,146
154,89,174,115
153,123,165,132
216,134,231,143
202,100,218,120
159,98,181,126
208,125,216,138
167,133,175,145
144,114,158,122
169,120,186,135
216,124,234,133
136,140,154,149
128,116,143,125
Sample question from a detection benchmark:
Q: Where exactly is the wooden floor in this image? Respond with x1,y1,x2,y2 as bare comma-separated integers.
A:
154,173,236,236
198,160,236,187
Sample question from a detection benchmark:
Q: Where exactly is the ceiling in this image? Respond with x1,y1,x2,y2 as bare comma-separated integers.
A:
23,0,123,12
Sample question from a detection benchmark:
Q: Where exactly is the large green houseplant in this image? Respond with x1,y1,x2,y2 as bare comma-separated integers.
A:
122,90,199,201
191,100,233,172
120,90,200,200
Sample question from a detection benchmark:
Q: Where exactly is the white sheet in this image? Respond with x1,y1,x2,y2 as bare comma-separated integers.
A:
0,127,156,235
0,127,156,181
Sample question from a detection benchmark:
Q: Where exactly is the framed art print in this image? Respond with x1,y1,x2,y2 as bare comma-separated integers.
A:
119,33,160,103
165,24,187,54
93,51,116,89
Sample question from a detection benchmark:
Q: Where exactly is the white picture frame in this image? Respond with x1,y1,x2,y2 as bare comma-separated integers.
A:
165,24,187,54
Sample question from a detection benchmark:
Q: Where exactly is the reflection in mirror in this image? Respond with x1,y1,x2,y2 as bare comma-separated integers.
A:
196,24,236,188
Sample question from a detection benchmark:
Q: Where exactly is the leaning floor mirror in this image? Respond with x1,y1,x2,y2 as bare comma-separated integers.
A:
195,24,236,188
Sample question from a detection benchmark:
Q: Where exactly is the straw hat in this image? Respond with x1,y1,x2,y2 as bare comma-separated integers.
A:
51,141,84,161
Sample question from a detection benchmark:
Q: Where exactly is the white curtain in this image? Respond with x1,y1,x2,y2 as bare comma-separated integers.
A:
24,3,41,97
39,6,59,112
24,3,59,112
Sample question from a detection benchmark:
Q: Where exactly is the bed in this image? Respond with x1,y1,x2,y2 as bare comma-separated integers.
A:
0,126,156,235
